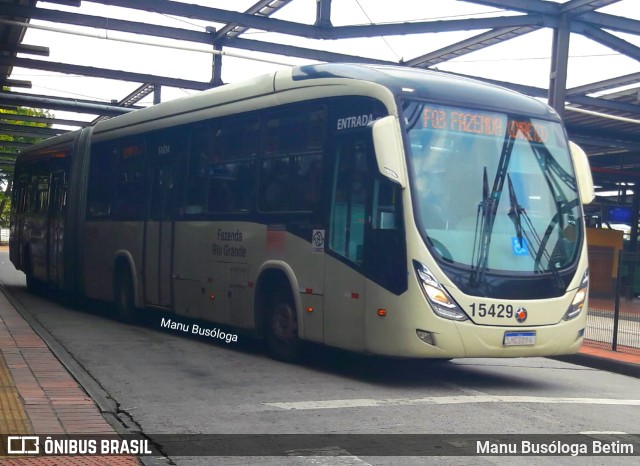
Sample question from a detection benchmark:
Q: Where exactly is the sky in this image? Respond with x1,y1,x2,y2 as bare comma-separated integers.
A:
7,0,640,126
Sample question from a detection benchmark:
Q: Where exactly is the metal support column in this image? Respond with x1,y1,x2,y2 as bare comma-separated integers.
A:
631,188,640,253
315,0,333,28
211,42,223,87
153,85,161,104
206,26,224,88
548,14,571,118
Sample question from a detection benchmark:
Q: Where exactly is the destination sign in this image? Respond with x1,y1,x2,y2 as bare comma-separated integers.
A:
421,105,548,143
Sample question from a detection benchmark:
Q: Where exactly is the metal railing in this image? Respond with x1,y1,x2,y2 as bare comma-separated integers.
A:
585,251,640,355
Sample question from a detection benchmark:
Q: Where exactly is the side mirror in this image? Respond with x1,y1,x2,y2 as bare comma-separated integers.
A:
372,115,407,188
569,141,595,204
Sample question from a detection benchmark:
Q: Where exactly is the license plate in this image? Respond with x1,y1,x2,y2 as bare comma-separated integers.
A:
503,331,536,346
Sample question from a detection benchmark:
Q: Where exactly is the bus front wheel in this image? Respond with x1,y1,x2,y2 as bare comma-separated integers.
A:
114,267,138,324
266,291,301,362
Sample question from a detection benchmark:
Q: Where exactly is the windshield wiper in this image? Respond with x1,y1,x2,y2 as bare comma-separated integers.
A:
506,173,524,249
471,167,495,286
470,129,515,286
506,173,564,288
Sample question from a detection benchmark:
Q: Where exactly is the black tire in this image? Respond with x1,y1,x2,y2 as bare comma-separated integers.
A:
114,266,138,324
266,289,301,362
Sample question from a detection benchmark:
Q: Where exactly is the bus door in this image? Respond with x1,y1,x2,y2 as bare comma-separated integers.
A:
144,158,177,309
46,171,66,287
323,133,371,350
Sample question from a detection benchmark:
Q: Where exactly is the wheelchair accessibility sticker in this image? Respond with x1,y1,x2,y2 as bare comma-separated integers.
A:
512,237,528,256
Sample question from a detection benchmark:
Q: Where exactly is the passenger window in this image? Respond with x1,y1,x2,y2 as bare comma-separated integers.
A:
207,119,258,213
148,129,186,220
114,140,145,220
87,145,117,218
258,107,325,212
185,127,210,215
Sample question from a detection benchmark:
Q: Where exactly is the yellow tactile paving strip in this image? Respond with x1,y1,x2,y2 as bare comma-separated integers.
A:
0,288,141,465
0,351,33,457
0,352,33,435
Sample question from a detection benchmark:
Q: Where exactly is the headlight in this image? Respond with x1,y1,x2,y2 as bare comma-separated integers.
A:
563,269,588,321
413,260,468,321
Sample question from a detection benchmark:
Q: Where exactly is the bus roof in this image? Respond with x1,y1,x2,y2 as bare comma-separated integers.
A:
21,63,561,155
91,64,559,139
290,64,559,120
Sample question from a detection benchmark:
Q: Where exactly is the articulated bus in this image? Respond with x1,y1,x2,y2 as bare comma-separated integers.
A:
10,63,595,361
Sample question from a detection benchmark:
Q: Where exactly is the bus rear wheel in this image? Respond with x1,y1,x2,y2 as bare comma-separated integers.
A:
266,291,301,362
114,267,138,324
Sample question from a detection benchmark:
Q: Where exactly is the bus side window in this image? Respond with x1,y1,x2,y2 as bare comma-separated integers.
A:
258,107,325,213
114,141,145,220
15,176,28,214
147,130,186,220
185,126,210,215
27,176,38,213
34,176,49,214
329,137,369,264
87,144,117,218
207,118,258,214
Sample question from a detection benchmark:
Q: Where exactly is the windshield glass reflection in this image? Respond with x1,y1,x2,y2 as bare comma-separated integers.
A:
404,101,582,276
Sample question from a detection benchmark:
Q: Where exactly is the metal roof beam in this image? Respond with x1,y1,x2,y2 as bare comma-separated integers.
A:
5,44,50,56
0,140,32,149
0,56,213,90
586,152,640,167
1,5,396,65
213,0,295,41
0,92,138,117
559,0,622,15
572,21,640,62
85,0,322,38
225,37,395,65
405,25,542,68
1,5,558,65
0,122,69,136
40,0,82,6
1,5,214,46
567,72,640,96
468,0,640,35
465,0,620,15
578,11,640,35
462,0,559,15
446,70,640,115
84,0,553,40
0,113,87,127
2,90,144,110
325,14,551,40
565,125,640,149
569,94,640,114
0,78,31,88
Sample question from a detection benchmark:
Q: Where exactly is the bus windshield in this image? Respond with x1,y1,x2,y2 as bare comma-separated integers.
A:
404,100,582,277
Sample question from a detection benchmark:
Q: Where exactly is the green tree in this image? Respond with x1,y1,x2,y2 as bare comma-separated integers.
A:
0,94,54,227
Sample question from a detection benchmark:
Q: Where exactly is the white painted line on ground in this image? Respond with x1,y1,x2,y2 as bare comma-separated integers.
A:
288,447,373,465
265,396,640,410
580,431,629,435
